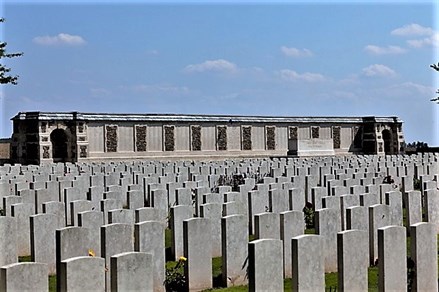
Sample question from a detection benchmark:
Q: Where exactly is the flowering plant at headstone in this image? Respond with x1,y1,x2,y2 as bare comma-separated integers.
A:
302,202,315,229
164,256,187,291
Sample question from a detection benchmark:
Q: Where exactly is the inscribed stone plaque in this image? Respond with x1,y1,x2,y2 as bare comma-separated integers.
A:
191,125,201,151
135,125,147,152
105,125,118,152
266,126,276,150
333,127,340,149
289,127,298,140
217,126,227,151
164,126,175,151
242,126,252,150
312,127,320,139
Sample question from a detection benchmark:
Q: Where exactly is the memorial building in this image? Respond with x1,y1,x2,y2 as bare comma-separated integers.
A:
10,112,405,164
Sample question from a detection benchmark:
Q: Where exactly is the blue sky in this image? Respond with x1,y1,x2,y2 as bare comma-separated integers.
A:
1,1,438,145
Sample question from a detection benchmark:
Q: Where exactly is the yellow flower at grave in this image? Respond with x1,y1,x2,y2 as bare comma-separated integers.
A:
88,249,96,257
179,256,187,262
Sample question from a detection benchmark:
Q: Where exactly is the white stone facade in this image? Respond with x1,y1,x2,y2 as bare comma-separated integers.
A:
10,112,405,164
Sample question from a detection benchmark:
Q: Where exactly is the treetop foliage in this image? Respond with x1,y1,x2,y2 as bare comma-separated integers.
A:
431,62,439,103
1,18,23,85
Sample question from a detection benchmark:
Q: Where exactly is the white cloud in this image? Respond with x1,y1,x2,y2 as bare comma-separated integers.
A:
362,64,396,78
280,69,325,82
391,23,434,36
184,59,237,73
90,88,111,97
33,33,86,46
146,50,159,55
364,45,406,55
280,46,313,58
127,84,189,95
407,33,439,48
391,82,435,95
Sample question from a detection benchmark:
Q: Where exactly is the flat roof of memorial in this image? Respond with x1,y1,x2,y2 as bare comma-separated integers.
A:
11,111,403,124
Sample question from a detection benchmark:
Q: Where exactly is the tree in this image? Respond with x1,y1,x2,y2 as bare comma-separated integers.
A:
431,62,439,103
0,18,23,85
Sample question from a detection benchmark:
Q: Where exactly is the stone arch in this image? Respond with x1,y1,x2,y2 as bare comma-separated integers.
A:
50,127,76,163
382,129,393,155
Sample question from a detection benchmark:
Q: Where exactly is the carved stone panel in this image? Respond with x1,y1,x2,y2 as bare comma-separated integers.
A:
41,122,47,133
266,126,276,150
164,126,175,151
135,125,147,152
42,146,50,159
78,123,84,133
106,125,118,152
80,145,87,158
242,126,252,150
217,126,227,151
311,127,320,139
333,127,341,149
289,127,298,140
191,126,201,151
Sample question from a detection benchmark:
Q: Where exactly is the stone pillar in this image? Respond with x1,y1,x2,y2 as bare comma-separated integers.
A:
248,239,283,292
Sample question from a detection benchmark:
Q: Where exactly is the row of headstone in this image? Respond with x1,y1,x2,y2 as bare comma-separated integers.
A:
5,220,432,291
0,153,438,291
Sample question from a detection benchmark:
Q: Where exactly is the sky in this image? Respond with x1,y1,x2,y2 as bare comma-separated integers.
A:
1,0,438,145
